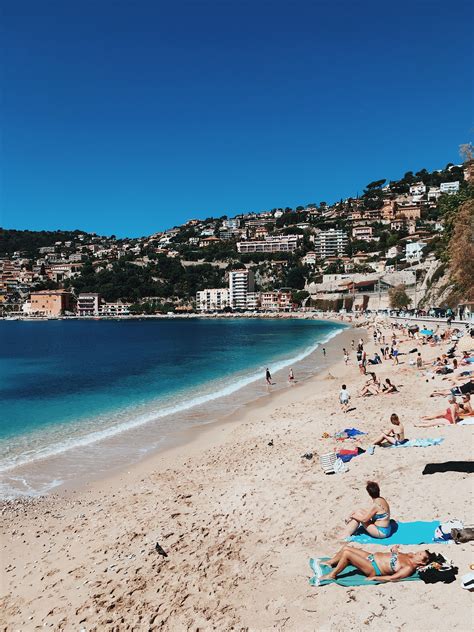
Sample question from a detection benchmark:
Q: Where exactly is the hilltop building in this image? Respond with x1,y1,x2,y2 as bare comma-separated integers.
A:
237,235,300,254
313,229,348,258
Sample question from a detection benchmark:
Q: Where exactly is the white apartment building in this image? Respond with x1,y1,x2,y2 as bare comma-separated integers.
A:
313,229,348,259
440,181,460,195
427,187,441,201
352,226,374,241
245,292,261,311
100,301,131,316
229,269,255,310
222,218,240,229
405,241,425,263
237,235,300,254
77,293,101,316
302,251,318,266
196,288,230,312
409,182,426,196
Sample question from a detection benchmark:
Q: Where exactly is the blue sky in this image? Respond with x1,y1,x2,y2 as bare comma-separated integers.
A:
1,0,473,237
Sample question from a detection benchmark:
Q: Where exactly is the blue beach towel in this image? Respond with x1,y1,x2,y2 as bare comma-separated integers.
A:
386,438,444,448
344,428,366,437
347,520,446,545
309,557,420,587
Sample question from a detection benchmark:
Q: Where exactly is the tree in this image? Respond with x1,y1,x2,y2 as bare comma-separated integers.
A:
291,290,309,306
388,284,412,309
284,267,306,290
449,199,474,300
365,179,386,190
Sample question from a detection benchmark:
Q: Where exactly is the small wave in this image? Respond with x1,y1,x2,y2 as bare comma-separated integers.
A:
0,325,344,474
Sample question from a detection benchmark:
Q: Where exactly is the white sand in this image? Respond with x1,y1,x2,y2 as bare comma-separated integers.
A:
1,321,473,631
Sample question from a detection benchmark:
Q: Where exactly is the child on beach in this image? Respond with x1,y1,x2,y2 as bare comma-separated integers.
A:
339,384,350,413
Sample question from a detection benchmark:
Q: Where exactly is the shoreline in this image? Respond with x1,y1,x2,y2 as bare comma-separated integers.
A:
2,318,472,630
0,318,352,500
0,322,355,502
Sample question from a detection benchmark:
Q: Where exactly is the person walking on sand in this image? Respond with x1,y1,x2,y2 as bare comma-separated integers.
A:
265,368,273,385
343,348,349,365
351,339,355,350
339,384,350,413
288,367,295,382
322,347,326,357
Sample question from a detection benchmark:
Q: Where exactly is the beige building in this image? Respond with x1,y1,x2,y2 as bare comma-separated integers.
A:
30,290,74,316
352,226,374,241
196,288,229,312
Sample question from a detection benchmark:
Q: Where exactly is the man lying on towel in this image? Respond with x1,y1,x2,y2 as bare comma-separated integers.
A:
318,544,435,583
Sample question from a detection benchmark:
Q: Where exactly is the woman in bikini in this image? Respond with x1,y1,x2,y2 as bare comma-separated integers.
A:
318,544,434,582
373,413,407,446
459,393,474,417
416,395,460,427
342,481,393,539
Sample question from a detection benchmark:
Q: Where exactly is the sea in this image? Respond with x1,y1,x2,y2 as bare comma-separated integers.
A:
0,318,345,498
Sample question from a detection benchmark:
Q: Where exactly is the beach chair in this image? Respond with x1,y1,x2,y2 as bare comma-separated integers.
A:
320,452,337,474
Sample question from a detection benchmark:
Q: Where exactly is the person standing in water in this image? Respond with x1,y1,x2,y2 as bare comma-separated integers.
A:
266,368,273,385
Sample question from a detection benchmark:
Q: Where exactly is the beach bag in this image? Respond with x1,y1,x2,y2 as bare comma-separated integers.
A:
434,520,464,541
418,553,458,584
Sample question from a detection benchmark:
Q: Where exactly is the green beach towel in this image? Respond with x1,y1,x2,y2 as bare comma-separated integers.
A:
309,557,420,587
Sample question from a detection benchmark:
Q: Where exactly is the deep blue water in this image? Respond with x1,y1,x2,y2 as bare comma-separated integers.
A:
0,318,344,495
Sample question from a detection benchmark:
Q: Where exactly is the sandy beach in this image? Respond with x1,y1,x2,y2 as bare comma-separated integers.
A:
1,320,473,631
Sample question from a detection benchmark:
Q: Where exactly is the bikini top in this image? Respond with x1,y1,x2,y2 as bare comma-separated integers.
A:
374,503,389,521
390,551,398,572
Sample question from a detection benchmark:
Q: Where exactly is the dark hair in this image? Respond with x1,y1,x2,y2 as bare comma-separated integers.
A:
342,384,346,390
366,481,380,498
385,378,391,385
424,550,437,565
390,413,400,424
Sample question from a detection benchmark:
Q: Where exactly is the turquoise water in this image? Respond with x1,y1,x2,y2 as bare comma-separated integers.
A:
0,318,344,497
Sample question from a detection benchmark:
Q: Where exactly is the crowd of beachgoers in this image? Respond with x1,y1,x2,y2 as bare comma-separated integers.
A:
1,316,473,630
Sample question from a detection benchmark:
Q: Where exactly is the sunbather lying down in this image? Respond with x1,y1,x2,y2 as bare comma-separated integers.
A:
319,544,435,582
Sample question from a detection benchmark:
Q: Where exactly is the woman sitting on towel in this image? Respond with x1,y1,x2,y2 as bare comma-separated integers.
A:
318,544,435,582
359,372,380,397
373,413,407,446
416,395,460,427
343,481,393,539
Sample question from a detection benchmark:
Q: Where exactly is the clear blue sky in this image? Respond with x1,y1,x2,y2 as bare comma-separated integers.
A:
1,0,473,237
